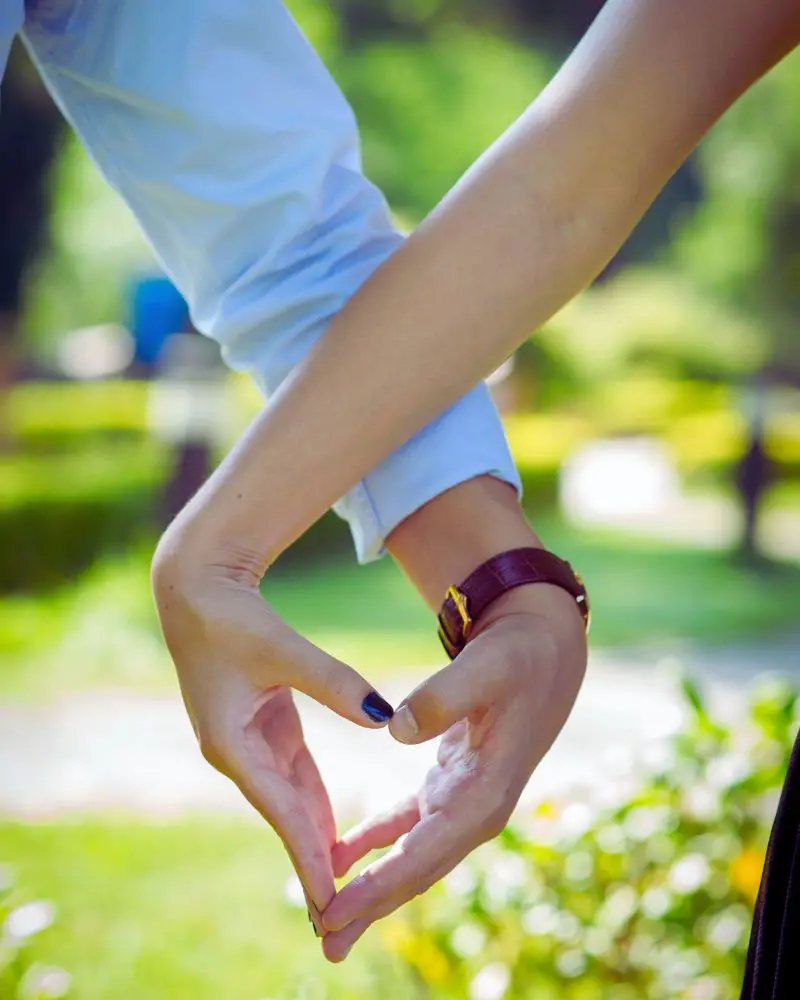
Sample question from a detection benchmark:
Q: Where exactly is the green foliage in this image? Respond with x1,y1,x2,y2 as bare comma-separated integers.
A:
5,382,150,450
672,52,800,372
0,867,69,999
322,26,551,220
0,441,167,593
538,269,767,389
24,138,151,357
385,679,797,1000
0,820,385,1000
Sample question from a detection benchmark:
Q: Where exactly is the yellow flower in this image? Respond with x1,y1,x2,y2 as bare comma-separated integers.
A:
730,849,765,905
410,939,451,986
380,919,415,953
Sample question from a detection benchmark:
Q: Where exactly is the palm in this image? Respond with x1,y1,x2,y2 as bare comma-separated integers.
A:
323,612,586,960
414,710,506,826
236,687,338,907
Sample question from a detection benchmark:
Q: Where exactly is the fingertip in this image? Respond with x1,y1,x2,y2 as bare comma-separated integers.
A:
388,704,421,744
331,842,354,880
322,935,353,963
361,691,394,726
322,922,364,962
320,900,350,934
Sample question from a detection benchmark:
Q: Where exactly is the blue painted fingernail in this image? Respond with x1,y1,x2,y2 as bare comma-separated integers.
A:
362,691,394,723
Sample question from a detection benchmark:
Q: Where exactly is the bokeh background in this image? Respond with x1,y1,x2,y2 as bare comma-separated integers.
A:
1,3,799,998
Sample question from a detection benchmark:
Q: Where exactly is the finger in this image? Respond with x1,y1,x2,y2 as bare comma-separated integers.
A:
325,844,458,942
323,810,472,933
389,632,510,744
265,617,395,729
321,917,369,963
294,745,338,850
231,752,335,912
332,796,420,878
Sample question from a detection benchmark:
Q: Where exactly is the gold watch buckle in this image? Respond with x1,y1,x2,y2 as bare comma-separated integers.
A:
448,585,473,639
436,585,473,660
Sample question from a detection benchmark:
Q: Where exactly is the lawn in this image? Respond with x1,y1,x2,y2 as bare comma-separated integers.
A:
1,513,799,699
0,818,399,1000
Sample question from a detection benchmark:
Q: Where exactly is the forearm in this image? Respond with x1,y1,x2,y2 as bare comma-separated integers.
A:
160,0,799,573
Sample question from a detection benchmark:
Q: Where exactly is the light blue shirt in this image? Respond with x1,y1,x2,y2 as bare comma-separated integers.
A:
2,0,520,561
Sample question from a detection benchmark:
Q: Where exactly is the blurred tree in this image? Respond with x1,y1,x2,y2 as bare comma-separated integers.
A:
672,52,800,383
332,26,553,218
309,0,702,257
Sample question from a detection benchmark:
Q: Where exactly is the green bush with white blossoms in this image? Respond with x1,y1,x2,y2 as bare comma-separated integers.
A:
380,676,796,1000
0,867,69,1000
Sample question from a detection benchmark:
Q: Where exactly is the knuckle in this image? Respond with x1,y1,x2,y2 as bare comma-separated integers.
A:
412,688,450,735
197,729,226,773
480,793,512,841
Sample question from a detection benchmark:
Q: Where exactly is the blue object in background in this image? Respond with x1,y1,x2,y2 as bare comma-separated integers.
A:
128,274,191,367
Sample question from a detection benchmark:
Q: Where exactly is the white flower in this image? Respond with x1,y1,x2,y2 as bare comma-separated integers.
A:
641,887,671,919
598,886,638,930
282,876,306,909
660,949,705,989
555,949,586,978
596,824,626,853
19,964,71,999
492,854,528,891
624,806,666,842
669,854,711,895
628,934,654,968
584,928,612,957
469,963,511,1000
559,802,594,838
687,976,723,1000
683,784,721,822
707,912,747,951
553,913,581,943
706,753,749,790
564,851,593,883
451,923,487,958
444,865,476,897
522,904,559,936
4,901,55,941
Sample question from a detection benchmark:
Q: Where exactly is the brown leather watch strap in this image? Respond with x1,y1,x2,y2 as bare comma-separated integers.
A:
437,547,590,659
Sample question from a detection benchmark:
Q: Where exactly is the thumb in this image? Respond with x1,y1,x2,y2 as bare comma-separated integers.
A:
388,634,510,745
266,616,394,728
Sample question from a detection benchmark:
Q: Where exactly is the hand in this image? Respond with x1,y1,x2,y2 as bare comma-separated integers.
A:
151,534,395,917
320,585,586,961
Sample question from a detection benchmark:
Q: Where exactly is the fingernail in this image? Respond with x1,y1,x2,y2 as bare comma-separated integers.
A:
391,704,419,743
362,691,394,723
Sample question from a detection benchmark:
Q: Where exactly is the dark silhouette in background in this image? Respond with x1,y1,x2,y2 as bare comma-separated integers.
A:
0,43,64,400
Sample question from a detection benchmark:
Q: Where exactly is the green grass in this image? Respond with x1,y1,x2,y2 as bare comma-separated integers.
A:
2,515,799,700
0,818,398,1000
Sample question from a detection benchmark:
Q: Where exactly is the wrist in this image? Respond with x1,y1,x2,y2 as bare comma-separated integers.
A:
386,475,540,611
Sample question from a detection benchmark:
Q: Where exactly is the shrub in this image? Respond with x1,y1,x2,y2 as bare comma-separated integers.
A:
0,442,167,593
5,381,150,451
0,868,69,999
383,676,797,1000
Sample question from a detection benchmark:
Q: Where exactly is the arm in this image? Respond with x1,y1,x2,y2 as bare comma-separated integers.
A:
22,0,531,915
22,0,520,566
162,0,800,572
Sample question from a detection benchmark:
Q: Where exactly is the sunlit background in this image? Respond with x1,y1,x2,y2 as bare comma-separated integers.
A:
1,3,799,999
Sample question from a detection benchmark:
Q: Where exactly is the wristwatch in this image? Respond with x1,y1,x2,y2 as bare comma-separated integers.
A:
437,547,590,660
